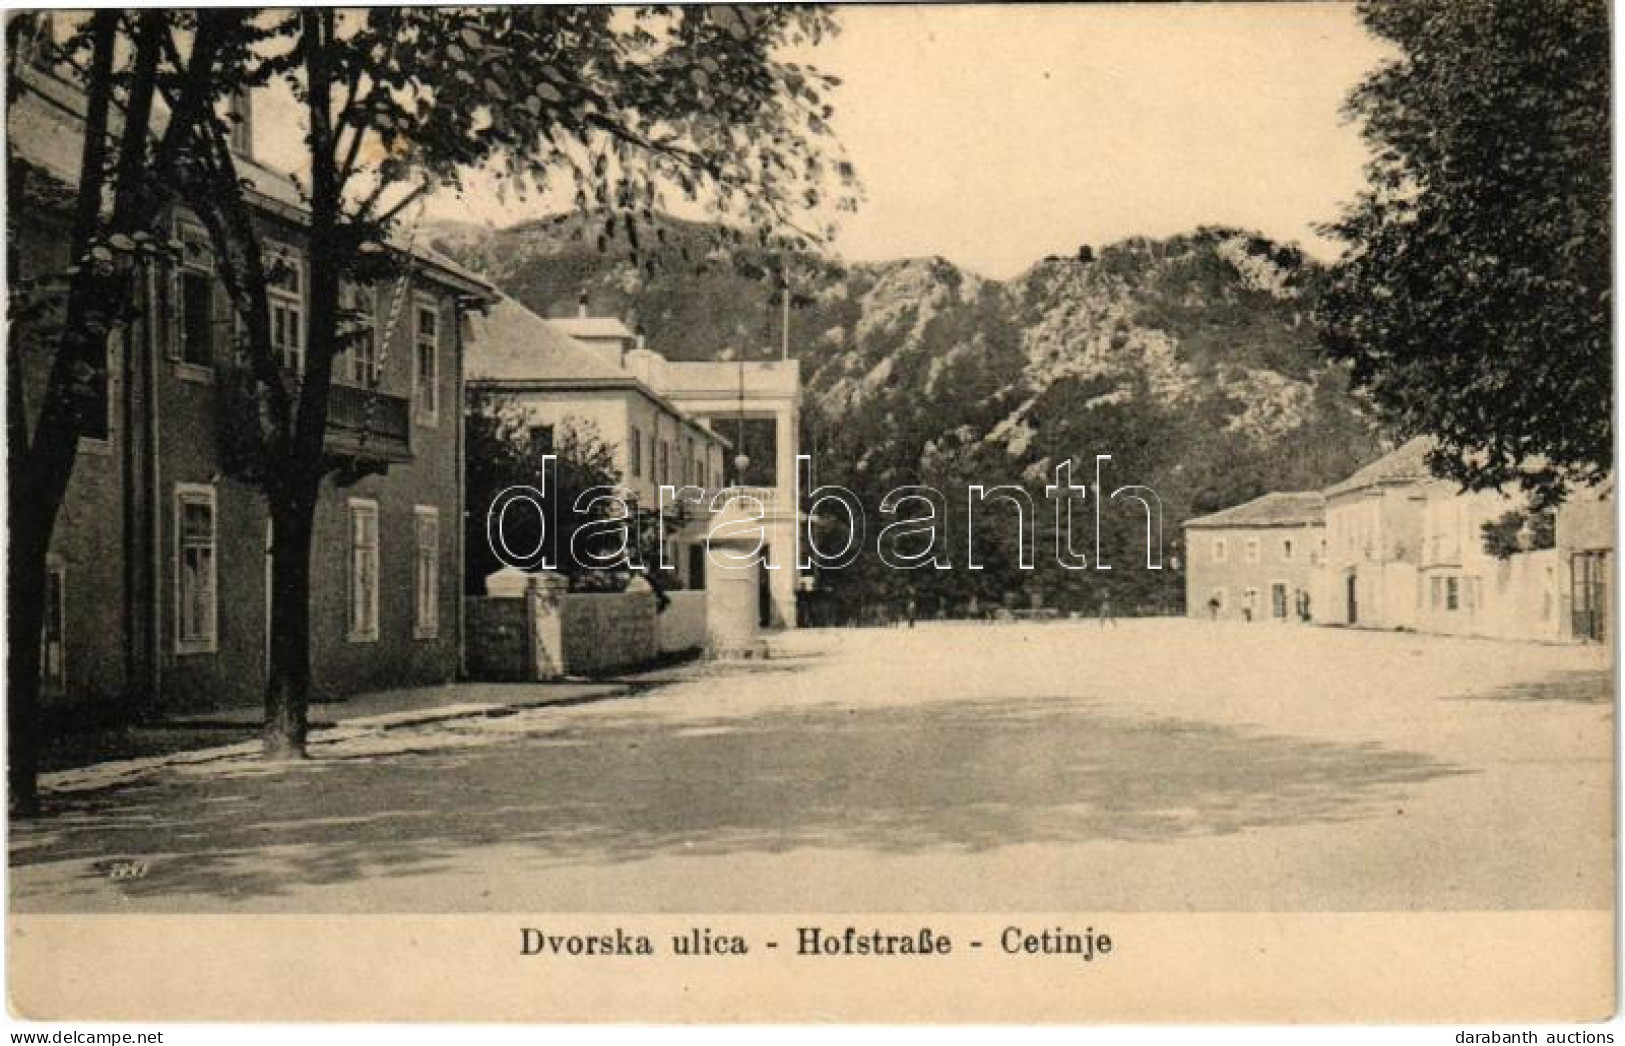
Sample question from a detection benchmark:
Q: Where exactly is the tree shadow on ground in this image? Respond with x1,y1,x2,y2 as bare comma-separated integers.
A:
1450,669,1613,705
11,696,1464,907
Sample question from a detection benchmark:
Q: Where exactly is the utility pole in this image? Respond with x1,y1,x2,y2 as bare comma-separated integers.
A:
780,261,791,361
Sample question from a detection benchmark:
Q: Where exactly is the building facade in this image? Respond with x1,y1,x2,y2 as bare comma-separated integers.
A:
1200,437,1613,644
1555,478,1614,644
465,297,730,590
655,357,803,628
1183,492,1326,623
14,67,494,719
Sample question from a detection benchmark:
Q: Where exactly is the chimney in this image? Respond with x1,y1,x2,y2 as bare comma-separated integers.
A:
226,89,254,161
577,288,590,318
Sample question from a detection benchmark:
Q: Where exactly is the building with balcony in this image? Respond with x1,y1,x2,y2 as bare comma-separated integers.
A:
12,64,496,719
656,356,804,628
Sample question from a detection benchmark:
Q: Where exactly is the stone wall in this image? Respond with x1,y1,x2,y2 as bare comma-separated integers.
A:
657,590,707,654
560,591,659,676
463,598,532,682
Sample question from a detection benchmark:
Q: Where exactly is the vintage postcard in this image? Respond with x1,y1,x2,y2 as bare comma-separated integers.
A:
4,1,1616,1026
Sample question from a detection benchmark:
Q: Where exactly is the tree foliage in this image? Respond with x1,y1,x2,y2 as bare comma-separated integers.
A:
464,391,621,587
1480,507,1556,560
17,7,853,763
1318,0,1611,508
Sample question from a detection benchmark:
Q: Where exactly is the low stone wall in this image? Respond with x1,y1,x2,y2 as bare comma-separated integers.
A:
464,598,532,682
657,590,707,655
467,577,682,681
559,590,659,677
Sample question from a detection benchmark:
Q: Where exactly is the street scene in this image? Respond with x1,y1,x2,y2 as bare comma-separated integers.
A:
11,621,1611,913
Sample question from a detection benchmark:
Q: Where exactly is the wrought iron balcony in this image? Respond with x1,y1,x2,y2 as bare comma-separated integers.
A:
325,383,412,463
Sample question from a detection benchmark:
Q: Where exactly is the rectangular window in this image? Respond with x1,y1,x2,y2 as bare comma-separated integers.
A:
80,338,112,442
180,271,215,366
175,484,218,653
1212,537,1227,563
348,499,379,641
630,426,643,478
414,506,440,639
1245,537,1260,564
341,282,379,387
41,558,65,689
414,300,439,424
173,220,217,369
1446,576,1460,612
658,440,670,486
1282,538,1294,561
266,245,304,374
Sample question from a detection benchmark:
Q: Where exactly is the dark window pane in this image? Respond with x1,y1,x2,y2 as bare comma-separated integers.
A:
181,271,213,365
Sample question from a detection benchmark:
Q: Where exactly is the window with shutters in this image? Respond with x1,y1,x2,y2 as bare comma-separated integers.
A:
414,298,439,424
348,499,379,642
266,245,304,374
414,506,440,639
175,484,218,654
171,219,217,372
340,281,380,387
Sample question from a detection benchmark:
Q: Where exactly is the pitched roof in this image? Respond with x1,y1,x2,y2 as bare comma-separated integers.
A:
1322,437,1436,498
550,316,636,340
9,64,492,298
1184,491,1325,529
466,297,730,448
466,296,630,384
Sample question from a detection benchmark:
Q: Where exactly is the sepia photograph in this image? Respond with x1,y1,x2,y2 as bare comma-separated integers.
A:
1,0,1616,1027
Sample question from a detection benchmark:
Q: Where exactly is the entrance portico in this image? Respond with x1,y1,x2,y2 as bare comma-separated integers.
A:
658,359,803,628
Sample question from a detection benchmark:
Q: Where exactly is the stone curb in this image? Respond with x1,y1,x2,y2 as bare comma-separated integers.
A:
38,684,633,798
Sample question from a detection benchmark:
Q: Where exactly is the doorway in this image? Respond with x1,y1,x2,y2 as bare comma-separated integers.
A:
1571,551,1609,642
1345,573,1359,625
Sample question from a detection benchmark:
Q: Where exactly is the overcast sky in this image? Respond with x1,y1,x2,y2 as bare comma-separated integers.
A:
411,4,1394,281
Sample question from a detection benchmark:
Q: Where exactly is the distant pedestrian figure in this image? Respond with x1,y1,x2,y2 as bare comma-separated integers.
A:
906,595,917,629
1097,592,1117,627
1207,595,1221,621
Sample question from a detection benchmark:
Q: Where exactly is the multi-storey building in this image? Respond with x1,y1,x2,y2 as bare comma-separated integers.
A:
468,297,806,627
13,66,495,720
466,296,731,589
1199,437,1611,643
1183,492,1326,622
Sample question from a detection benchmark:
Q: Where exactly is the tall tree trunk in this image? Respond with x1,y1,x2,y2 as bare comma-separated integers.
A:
264,492,316,758
8,11,121,816
260,10,344,759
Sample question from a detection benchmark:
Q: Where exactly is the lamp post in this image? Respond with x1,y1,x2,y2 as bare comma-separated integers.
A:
733,337,750,484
